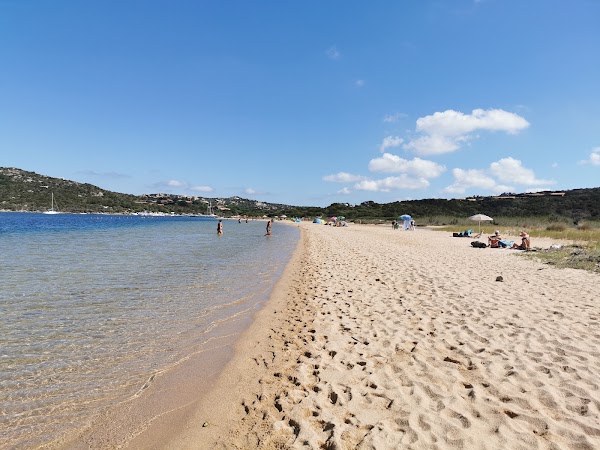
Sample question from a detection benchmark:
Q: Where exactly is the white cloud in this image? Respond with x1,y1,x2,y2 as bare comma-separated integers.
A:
416,108,529,136
191,185,214,193
383,112,407,123
580,147,600,166
326,46,340,60
379,136,404,152
323,172,365,183
354,175,429,192
403,134,464,155
405,108,530,155
551,162,559,168
244,188,256,195
167,179,186,187
368,153,446,178
443,168,510,194
444,157,553,194
489,157,554,185
355,79,365,87
337,187,352,195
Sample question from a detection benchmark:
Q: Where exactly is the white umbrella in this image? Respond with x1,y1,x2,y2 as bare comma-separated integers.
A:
468,214,493,233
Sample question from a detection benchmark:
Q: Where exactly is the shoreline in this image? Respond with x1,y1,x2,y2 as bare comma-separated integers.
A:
52,222,300,449
171,223,599,449
63,223,600,448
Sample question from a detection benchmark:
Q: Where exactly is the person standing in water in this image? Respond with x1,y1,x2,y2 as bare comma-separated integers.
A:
217,219,223,235
266,219,272,236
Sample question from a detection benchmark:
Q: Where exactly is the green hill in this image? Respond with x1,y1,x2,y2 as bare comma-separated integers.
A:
0,168,291,216
1,167,599,223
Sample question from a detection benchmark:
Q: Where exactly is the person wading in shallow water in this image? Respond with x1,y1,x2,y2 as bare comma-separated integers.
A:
266,219,272,236
217,219,223,235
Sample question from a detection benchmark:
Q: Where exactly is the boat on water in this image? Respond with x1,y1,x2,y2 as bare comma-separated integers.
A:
43,193,60,215
198,201,218,218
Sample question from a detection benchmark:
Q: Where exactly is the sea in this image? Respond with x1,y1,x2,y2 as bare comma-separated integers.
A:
0,212,300,448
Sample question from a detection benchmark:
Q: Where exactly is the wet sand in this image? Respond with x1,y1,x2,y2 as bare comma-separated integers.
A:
69,223,600,449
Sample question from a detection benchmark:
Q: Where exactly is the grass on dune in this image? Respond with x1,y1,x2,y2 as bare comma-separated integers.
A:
428,217,600,242
426,216,600,273
523,242,600,273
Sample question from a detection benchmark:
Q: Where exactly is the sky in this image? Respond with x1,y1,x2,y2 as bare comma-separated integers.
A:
1,0,599,207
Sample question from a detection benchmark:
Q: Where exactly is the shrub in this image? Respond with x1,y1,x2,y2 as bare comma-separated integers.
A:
546,224,566,231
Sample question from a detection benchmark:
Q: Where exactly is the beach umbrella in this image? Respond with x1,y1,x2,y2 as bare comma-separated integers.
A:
468,213,493,233
399,214,412,221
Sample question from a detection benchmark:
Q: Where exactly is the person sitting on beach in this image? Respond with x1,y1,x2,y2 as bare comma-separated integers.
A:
511,231,530,250
488,230,501,248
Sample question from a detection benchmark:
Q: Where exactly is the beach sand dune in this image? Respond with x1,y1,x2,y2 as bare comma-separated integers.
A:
164,224,600,449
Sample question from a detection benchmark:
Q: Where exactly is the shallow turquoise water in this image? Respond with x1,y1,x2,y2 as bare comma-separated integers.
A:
0,213,299,447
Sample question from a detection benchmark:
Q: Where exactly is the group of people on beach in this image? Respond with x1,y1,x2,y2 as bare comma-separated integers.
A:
217,218,273,236
488,230,531,250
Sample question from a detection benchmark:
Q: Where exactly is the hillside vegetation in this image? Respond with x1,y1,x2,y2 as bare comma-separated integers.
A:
0,168,290,216
1,167,599,223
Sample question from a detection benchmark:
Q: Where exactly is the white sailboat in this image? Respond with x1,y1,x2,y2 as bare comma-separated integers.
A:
200,200,217,218
43,193,60,214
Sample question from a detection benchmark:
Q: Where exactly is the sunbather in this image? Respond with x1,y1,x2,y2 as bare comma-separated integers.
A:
511,231,531,250
488,230,501,247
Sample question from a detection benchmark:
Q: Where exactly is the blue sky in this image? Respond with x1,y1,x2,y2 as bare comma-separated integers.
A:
1,0,599,207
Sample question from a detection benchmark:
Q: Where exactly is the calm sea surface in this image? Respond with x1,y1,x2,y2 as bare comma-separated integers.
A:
0,213,299,448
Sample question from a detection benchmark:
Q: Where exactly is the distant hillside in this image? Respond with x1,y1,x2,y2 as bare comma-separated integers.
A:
1,167,599,222
320,188,600,224
0,168,292,215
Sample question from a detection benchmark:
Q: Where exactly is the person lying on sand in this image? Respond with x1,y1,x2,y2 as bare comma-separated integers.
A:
511,231,531,250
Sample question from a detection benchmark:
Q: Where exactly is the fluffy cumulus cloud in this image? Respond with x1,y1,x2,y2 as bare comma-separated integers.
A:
580,147,600,166
444,157,553,194
368,153,446,178
167,179,185,187
379,136,404,152
489,157,554,185
323,172,365,183
444,168,512,194
404,134,465,155
325,162,435,194
244,188,256,195
405,108,530,155
354,175,429,192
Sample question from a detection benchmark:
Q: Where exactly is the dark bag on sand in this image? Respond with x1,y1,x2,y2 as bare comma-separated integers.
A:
471,241,487,248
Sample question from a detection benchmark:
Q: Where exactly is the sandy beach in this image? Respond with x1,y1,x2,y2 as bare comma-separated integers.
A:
75,223,600,449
